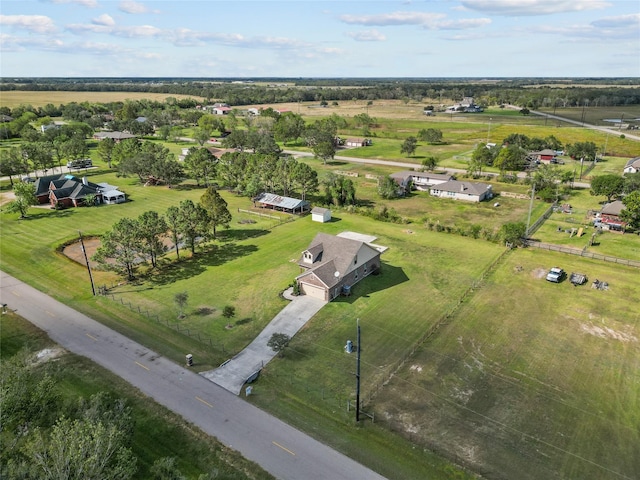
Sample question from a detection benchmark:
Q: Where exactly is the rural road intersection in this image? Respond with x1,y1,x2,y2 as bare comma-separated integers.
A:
0,270,387,480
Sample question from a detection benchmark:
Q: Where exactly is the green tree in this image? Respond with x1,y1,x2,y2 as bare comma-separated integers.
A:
93,218,142,280
222,305,236,328
23,396,137,480
192,127,211,146
200,187,231,239
500,222,527,246
184,147,217,186
566,141,596,161
165,206,182,261
421,156,439,171
137,211,167,268
0,148,25,185
267,333,291,357
323,173,356,206
378,175,400,199
111,138,141,169
590,174,625,202
621,190,640,229
305,119,337,165
623,172,640,194
177,200,209,255
97,137,116,168
494,145,527,174
418,128,443,144
150,457,185,480
292,162,319,201
174,292,189,318
6,182,37,218
400,136,417,157
273,112,305,145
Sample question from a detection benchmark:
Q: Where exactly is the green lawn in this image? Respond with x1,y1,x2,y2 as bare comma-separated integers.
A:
372,249,640,480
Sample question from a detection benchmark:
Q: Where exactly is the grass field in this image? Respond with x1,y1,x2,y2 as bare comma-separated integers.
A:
0,91,205,108
0,312,273,480
372,248,640,480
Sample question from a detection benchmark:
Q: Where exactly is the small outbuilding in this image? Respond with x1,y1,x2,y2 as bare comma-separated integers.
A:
311,207,332,223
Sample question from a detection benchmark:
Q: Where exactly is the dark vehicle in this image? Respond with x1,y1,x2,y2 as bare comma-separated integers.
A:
67,158,93,169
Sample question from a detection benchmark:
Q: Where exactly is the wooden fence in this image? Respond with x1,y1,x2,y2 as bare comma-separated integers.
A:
524,241,640,268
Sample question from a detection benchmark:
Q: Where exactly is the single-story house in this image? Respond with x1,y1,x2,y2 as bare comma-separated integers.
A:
345,138,370,147
530,149,557,164
429,180,493,202
311,207,331,223
48,176,103,208
390,171,453,194
34,174,69,204
597,200,627,231
93,131,137,142
213,106,231,115
296,232,385,301
253,192,310,214
623,157,640,174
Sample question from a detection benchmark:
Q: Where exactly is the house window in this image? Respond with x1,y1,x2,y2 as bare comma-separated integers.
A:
354,255,357,264
355,270,358,280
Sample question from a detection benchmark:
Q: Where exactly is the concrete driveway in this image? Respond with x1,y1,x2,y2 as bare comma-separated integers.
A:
202,292,326,394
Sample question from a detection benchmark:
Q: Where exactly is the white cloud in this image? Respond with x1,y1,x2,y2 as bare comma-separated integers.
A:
592,13,640,28
66,22,162,38
119,1,157,14
461,0,611,16
0,15,57,34
92,14,115,27
347,29,386,41
49,0,98,7
339,11,445,26
338,11,490,30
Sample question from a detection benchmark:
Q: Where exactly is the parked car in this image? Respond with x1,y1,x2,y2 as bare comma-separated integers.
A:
546,267,565,283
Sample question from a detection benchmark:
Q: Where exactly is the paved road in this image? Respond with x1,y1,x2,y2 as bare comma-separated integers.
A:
0,271,387,480
202,292,326,394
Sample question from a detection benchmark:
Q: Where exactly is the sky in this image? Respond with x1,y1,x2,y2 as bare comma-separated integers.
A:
1,0,639,78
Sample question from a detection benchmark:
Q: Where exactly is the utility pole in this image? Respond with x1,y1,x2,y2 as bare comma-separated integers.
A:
78,231,96,296
356,318,361,422
525,182,536,238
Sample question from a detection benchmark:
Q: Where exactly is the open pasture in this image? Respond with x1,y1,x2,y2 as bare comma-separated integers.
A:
372,248,640,480
0,90,205,108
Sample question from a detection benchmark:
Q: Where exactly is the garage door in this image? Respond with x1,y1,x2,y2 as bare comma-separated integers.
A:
300,283,326,301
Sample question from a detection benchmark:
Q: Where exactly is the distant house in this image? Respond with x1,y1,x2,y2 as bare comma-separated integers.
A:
93,131,136,142
429,180,493,202
345,138,370,147
623,157,640,174
311,207,331,223
253,192,310,214
530,149,557,164
598,200,627,232
390,171,453,194
296,232,385,301
445,97,483,113
213,106,231,115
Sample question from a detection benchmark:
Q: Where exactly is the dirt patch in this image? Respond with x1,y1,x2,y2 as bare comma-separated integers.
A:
63,237,101,268
33,346,67,365
403,229,414,234
0,191,16,207
532,267,547,279
580,323,638,342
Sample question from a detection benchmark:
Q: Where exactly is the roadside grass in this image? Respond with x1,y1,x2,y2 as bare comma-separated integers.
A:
537,105,640,127
371,249,640,480
0,312,273,480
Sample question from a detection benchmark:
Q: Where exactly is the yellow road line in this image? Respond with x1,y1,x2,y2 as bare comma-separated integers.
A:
272,441,296,456
135,361,149,371
196,396,214,408
86,333,98,341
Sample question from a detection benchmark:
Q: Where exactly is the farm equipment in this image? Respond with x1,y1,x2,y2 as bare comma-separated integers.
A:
569,272,588,286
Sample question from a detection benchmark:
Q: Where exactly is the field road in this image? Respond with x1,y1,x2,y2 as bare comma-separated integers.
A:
0,270,387,480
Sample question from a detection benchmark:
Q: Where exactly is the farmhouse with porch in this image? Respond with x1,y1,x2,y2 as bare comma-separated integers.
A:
529,149,557,164
296,232,386,302
33,174,126,208
429,180,493,202
596,200,627,232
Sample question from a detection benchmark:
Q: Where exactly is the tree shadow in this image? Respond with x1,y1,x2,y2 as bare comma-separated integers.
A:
327,160,348,166
21,209,76,220
194,306,216,316
235,317,252,326
148,242,259,286
332,263,409,305
218,228,270,242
